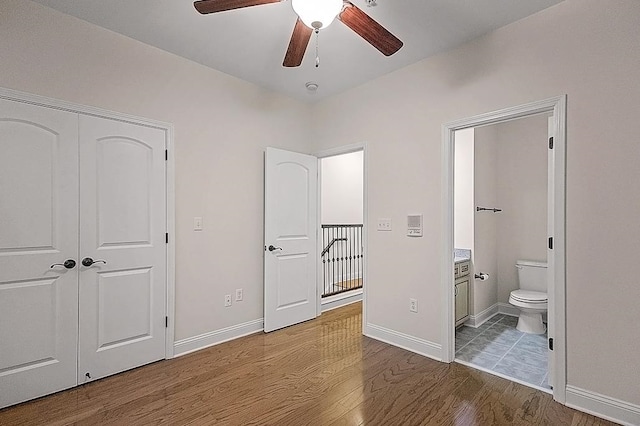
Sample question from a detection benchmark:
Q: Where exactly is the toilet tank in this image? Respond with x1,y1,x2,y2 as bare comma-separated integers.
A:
516,260,547,292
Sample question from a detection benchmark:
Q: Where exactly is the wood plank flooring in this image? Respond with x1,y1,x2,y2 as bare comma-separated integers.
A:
0,302,617,425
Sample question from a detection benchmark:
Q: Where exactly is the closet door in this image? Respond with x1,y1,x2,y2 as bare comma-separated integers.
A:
78,115,167,382
0,98,79,408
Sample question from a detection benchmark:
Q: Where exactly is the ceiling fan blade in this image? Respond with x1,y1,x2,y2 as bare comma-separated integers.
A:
283,18,313,67
194,0,280,14
339,2,403,56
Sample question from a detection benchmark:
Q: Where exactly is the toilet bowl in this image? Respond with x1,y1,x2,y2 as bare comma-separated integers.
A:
508,260,547,335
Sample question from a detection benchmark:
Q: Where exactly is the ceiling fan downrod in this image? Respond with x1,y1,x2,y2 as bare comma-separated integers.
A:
315,29,320,68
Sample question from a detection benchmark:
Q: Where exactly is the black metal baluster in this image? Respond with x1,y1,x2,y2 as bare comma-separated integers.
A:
341,225,345,290
332,227,336,294
347,226,351,290
350,225,354,290
358,225,362,288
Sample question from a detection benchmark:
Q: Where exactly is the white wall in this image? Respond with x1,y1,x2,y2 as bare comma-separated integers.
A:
321,151,363,224
0,0,312,342
494,115,549,303
473,125,499,316
453,129,474,251
311,0,640,406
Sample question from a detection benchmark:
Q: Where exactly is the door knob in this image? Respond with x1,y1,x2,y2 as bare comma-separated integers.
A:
82,257,107,267
268,245,282,252
50,259,76,269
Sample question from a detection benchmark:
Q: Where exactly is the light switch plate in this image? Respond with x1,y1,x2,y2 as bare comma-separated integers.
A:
377,218,392,231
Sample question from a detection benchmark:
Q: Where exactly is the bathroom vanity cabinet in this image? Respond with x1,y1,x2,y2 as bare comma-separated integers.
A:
455,260,470,327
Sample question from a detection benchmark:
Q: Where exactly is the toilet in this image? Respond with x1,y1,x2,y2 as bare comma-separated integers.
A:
508,260,547,334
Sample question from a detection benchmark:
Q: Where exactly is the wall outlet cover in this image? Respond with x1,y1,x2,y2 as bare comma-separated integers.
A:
224,294,232,307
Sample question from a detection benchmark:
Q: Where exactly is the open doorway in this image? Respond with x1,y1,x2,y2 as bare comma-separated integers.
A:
453,113,552,391
442,96,567,403
317,147,365,313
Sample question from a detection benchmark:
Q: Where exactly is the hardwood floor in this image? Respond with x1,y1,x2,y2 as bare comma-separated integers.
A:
0,302,617,425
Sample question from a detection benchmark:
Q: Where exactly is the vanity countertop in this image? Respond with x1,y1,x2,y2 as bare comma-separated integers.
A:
454,249,471,264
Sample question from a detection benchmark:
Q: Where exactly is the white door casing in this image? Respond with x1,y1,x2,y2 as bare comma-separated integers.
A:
78,115,167,382
0,99,79,408
442,96,567,403
264,148,317,332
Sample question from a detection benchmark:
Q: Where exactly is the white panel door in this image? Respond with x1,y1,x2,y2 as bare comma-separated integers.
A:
78,115,166,382
0,98,79,408
264,148,317,332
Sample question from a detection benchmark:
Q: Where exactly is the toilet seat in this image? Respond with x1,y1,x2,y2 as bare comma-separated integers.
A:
510,289,547,304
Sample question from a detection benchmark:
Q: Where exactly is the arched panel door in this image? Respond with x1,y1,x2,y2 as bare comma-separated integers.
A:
264,148,317,332
0,98,79,408
78,115,167,383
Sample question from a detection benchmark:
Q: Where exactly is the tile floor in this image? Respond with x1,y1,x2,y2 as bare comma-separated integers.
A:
455,314,551,390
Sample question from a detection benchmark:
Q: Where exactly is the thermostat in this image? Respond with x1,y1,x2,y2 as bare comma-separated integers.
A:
407,214,423,237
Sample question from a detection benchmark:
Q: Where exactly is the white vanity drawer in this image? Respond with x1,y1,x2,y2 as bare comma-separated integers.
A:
458,261,470,277
454,260,470,279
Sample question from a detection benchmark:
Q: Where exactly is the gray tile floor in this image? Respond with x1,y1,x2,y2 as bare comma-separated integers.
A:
455,314,551,390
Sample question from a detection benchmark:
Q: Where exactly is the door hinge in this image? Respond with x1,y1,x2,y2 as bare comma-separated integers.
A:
548,337,554,351
548,237,553,249
549,136,554,149
165,316,168,328
166,233,169,244
165,149,168,161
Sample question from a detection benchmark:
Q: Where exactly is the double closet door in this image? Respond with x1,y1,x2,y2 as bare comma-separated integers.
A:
0,97,168,409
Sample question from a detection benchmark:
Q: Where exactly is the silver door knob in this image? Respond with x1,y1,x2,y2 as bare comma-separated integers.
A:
82,257,107,267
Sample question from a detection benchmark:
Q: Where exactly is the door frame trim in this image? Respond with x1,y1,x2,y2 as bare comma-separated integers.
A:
441,96,567,403
314,143,368,328
0,86,176,359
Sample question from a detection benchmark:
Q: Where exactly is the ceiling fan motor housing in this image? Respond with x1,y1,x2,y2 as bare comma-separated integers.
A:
291,0,344,29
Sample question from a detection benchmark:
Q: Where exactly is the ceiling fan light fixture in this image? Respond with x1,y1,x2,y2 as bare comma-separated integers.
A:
291,0,343,29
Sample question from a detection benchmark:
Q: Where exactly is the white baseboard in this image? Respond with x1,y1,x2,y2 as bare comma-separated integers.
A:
498,302,520,317
321,289,363,312
465,303,499,328
173,318,263,357
364,323,442,361
566,385,640,426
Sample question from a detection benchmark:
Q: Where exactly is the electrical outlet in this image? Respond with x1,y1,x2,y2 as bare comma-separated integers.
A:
224,294,232,307
409,298,418,313
377,218,392,231
194,216,203,231
235,288,243,302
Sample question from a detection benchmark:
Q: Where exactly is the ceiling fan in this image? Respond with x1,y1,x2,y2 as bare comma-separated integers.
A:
194,0,403,67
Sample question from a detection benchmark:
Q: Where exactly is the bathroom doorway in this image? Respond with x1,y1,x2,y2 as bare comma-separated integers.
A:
441,97,567,403
454,113,551,391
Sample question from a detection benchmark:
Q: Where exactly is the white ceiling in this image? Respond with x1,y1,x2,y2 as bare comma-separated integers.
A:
33,0,562,102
